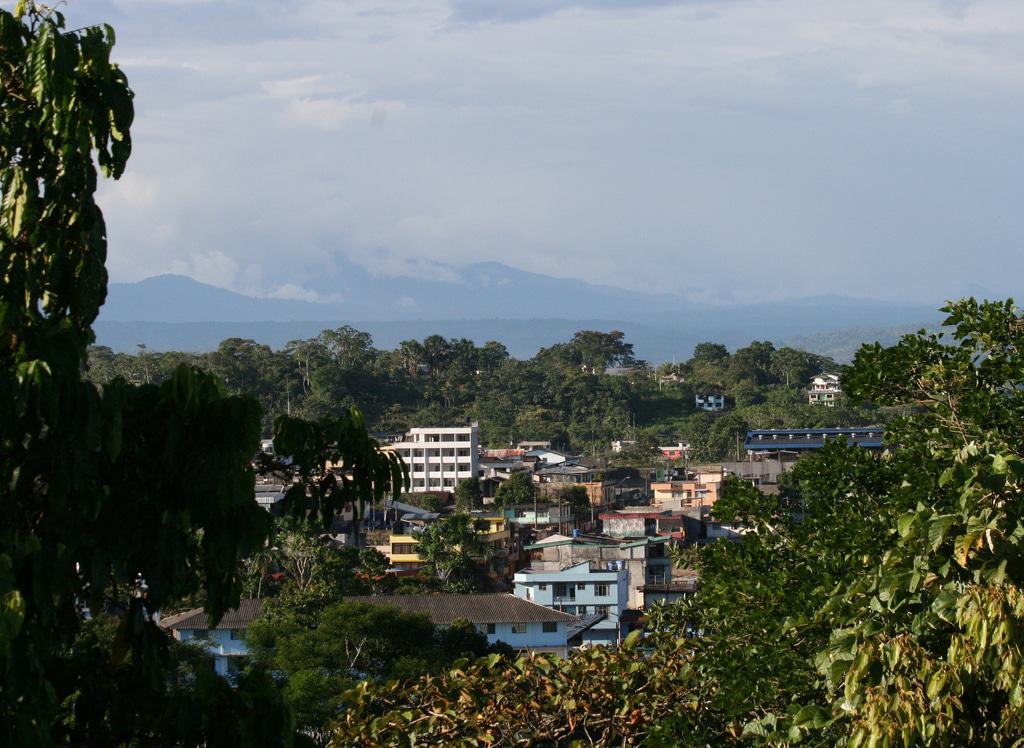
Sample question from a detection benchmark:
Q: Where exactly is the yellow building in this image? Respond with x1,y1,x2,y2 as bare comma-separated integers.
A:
650,479,721,511
382,515,510,571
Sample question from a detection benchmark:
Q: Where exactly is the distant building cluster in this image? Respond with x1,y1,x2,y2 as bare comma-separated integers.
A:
171,371,882,673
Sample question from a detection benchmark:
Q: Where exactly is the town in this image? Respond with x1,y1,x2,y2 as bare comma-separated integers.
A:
163,369,875,676
6,2,1021,746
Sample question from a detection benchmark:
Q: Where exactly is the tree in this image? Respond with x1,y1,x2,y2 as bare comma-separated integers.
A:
556,484,590,512
454,477,483,512
493,470,537,506
247,601,436,742
809,299,1024,745
569,330,636,373
0,7,403,743
415,514,491,591
249,602,502,742
692,342,730,363
727,340,775,386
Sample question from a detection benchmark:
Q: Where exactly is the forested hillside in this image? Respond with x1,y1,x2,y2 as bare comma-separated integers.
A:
86,329,909,461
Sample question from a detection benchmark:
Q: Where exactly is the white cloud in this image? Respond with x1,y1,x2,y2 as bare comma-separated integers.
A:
266,284,344,303
66,0,1024,304
347,247,465,283
284,97,406,131
167,251,240,289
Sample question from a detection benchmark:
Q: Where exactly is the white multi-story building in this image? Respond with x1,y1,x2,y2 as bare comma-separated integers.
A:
808,373,842,406
695,394,726,411
389,424,480,492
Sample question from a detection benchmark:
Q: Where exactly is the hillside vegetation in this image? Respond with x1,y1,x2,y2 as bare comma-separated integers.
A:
87,331,908,461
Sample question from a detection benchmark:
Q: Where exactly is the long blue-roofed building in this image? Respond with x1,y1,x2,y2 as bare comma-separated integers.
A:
743,427,886,461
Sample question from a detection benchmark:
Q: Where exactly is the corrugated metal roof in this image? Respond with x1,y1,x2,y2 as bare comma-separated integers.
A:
159,598,264,631
534,462,594,476
344,593,577,624
744,427,885,451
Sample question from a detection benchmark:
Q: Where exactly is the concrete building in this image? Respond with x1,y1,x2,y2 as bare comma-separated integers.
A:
523,533,672,610
501,503,575,529
695,394,726,411
600,507,684,541
650,477,721,512
514,561,629,645
160,599,263,678
640,570,699,608
658,442,689,460
808,373,842,406
347,593,577,656
388,424,479,492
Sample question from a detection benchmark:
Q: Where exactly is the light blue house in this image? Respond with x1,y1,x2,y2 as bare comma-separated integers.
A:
346,593,578,656
513,562,629,645
160,598,263,677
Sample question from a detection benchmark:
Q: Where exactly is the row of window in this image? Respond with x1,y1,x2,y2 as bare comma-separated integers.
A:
477,622,559,635
411,478,457,489
538,582,611,597
188,629,245,640
396,448,474,458
416,433,473,443
558,605,611,617
408,462,474,472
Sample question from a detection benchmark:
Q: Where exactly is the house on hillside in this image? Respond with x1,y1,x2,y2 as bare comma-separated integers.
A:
346,593,577,656
160,599,263,678
695,394,726,411
808,373,842,406
658,442,690,461
640,569,699,608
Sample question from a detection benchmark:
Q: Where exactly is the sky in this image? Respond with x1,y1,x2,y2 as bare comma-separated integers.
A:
42,0,1024,304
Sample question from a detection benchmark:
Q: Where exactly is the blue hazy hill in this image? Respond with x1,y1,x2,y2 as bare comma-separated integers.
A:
97,269,942,361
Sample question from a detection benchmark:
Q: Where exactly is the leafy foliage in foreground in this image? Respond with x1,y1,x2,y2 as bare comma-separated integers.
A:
815,298,1024,745
0,5,401,744
330,631,695,747
250,603,502,742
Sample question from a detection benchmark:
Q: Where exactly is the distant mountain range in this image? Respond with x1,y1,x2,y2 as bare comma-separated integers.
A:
96,269,944,362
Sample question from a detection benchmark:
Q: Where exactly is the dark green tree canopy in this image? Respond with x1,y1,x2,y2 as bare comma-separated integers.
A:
493,470,537,507
0,6,403,744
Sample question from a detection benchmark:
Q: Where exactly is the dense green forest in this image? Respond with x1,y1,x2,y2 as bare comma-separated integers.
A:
86,330,910,461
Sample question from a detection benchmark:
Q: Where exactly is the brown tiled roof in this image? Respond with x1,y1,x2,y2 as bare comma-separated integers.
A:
159,598,264,631
345,593,577,625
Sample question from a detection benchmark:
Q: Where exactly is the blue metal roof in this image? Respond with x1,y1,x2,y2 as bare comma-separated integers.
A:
744,427,885,451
